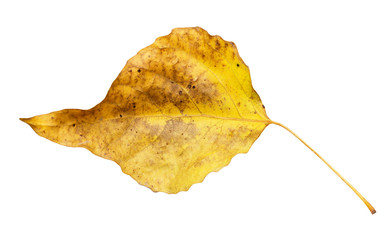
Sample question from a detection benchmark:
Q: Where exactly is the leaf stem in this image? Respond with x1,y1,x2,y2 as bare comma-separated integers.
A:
269,121,376,214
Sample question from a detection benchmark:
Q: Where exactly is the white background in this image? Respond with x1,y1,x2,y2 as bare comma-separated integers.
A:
1,0,384,239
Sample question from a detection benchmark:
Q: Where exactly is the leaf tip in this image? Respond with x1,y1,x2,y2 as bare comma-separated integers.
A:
19,117,31,124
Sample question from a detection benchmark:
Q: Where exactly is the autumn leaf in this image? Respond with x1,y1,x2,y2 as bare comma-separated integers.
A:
21,27,375,214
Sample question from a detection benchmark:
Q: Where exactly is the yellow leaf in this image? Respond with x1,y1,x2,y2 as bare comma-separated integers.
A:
21,27,269,193
21,27,375,214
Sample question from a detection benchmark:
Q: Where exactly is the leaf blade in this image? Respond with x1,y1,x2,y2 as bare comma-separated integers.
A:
22,27,270,193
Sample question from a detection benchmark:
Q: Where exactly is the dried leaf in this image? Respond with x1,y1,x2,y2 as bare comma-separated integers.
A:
21,27,375,214
21,27,269,193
